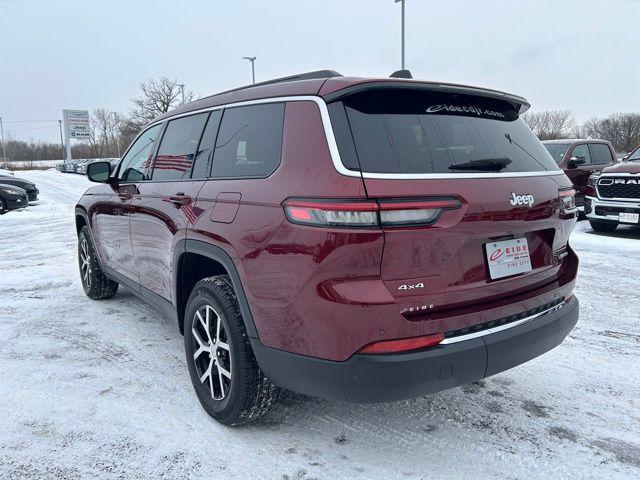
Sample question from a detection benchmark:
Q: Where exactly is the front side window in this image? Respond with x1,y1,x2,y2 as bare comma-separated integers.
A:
570,144,591,165
118,124,162,182
212,103,285,178
589,143,614,165
329,89,559,174
628,145,640,161
543,143,570,164
152,113,208,181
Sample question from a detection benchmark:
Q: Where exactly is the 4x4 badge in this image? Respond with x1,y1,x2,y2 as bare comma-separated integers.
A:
509,192,535,207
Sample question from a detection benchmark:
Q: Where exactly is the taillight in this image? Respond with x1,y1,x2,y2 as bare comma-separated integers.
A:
378,198,461,227
283,197,461,228
559,188,577,214
359,333,445,354
283,200,378,227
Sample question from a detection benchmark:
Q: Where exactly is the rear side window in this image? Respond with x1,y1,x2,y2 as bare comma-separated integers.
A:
191,110,222,179
589,143,614,164
329,90,559,174
118,124,162,182
152,113,208,181
212,103,285,178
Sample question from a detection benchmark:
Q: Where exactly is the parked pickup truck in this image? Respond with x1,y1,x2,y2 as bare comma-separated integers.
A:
542,139,617,213
585,145,640,231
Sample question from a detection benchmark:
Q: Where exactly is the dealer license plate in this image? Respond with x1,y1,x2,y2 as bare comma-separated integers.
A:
619,212,639,224
485,238,532,280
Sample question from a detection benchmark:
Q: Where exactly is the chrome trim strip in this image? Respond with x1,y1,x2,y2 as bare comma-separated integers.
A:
136,95,563,180
599,172,640,177
439,301,566,345
361,170,564,180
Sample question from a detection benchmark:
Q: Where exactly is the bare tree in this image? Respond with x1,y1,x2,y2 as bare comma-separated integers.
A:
128,77,196,130
581,113,640,153
522,110,576,140
86,108,125,158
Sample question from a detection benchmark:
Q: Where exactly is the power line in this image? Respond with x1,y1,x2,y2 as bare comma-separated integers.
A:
2,119,60,124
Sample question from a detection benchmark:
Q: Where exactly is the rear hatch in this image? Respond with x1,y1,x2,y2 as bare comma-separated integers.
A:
327,86,574,318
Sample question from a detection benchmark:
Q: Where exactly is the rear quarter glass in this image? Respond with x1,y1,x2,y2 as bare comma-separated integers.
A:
329,89,559,174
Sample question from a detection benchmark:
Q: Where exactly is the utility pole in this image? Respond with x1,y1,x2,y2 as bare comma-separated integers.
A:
243,56,257,84
58,120,64,159
395,0,406,70
0,117,6,163
178,83,185,104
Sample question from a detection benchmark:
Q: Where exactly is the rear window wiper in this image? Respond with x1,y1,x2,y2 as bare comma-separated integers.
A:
448,157,512,171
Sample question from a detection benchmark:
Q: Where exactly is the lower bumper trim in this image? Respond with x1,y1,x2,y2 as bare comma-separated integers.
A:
252,296,579,403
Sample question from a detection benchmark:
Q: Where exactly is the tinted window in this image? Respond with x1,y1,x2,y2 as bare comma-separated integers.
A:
543,143,570,163
191,110,222,179
212,103,284,178
152,113,208,181
589,143,613,165
571,144,591,164
629,146,640,161
118,124,162,181
330,90,559,174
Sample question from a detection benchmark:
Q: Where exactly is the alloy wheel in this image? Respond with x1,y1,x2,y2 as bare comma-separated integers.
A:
191,304,232,401
79,238,92,288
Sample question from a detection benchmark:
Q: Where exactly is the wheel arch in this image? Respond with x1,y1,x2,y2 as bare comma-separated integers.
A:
75,207,89,234
174,240,259,339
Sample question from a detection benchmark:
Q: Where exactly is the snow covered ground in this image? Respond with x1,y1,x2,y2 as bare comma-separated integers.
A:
1,170,639,480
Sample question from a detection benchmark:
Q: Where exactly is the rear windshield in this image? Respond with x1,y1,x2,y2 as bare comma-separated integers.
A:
543,143,570,163
328,89,559,174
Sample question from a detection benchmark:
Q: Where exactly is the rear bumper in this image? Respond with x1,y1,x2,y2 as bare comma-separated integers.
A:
252,296,579,403
586,196,640,223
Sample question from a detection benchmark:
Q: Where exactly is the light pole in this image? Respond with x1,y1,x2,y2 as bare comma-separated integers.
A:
0,117,6,163
178,83,185,104
58,120,64,159
243,56,257,84
395,0,406,70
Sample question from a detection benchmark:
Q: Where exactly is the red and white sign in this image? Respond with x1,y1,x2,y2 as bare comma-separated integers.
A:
63,109,91,139
485,238,532,280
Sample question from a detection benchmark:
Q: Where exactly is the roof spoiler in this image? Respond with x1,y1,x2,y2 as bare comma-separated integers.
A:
323,81,531,114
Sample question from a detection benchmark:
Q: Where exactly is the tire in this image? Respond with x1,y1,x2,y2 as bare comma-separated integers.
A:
78,226,119,299
589,220,618,232
184,275,280,426
0,198,6,215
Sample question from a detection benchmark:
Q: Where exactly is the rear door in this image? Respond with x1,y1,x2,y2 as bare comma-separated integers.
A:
329,88,572,314
129,112,209,301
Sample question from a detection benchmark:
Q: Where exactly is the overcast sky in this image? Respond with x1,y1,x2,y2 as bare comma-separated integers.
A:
1,0,639,142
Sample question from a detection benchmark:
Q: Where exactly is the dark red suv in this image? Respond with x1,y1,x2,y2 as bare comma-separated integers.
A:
76,71,579,425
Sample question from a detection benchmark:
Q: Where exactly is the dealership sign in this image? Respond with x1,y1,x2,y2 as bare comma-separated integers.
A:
63,109,91,139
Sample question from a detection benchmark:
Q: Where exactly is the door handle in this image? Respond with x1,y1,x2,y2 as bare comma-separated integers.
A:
169,194,192,207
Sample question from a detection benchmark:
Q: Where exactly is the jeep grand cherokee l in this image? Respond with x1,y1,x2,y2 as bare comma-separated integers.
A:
585,144,640,231
75,71,579,425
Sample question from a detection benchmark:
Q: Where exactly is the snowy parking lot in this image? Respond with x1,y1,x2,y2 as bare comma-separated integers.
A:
1,170,639,479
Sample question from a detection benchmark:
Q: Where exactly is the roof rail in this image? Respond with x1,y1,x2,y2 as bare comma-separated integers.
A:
202,70,342,100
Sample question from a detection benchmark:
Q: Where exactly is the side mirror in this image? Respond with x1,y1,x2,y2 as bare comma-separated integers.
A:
569,156,587,167
87,161,112,183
